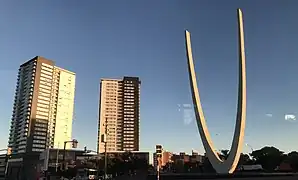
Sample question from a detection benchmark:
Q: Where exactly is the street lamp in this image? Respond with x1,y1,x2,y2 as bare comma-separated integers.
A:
62,139,78,174
245,143,254,160
101,118,108,180
245,143,253,153
157,156,162,180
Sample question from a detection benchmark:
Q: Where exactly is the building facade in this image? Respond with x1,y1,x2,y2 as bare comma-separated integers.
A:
8,56,76,154
153,146,203,170
0,154,8,180
36,150,149,179
98,77,140,153
171,151,203,164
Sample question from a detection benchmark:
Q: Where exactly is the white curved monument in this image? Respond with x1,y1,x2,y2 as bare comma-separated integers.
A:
185,9,246,174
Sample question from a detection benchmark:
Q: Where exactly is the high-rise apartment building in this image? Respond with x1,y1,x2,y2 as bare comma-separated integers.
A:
98,77,140,153
8,56,76,154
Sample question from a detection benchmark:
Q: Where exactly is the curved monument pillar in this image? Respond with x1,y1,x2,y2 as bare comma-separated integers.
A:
185,9,246,174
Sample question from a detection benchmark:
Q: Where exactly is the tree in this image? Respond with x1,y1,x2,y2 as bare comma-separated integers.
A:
133,156,148,171
163,162,171,172
286,151,298,172
171,160,184,173
185,161,202,173
184,162,191,173
219,150,229,160
250,146,285,171
238,153,253,165
108,156,124,176
63,166,77,179
106,151,149,176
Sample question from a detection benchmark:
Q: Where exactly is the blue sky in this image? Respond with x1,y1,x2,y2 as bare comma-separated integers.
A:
1,0,298,157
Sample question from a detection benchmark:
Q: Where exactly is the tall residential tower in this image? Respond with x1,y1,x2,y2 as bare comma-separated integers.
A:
8,56,76,154
98,77,140,153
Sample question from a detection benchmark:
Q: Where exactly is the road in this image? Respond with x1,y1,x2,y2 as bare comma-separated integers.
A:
114,174,298,180
145,173,298,180
213,177,297,180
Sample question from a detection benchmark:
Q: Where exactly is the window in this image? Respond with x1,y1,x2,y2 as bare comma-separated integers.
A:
38,92,51,97
40,73,52,79
37,103,49,109
41,65,53,72
38,95,50,101
36,115,48,120
39,83,52,89
37,99,50,105
40,77,52,83
34,131,46,136
32,148,44,152
39,88,51,94
35,127,47,132
35,123,47,128
34,135,46,140
41,63,53,69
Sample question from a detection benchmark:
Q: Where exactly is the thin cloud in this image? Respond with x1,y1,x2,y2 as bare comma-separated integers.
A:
285,114,296,121
265,113,273,117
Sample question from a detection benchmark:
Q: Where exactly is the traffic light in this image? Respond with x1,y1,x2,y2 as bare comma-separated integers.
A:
84,146,87,152
72,139,78,148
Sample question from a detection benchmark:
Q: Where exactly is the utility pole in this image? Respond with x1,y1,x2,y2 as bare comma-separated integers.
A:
104,117,108,180
157,157,160,180
245,143,254,160
55,142,60,172
61,139,78,178
62,141,67,172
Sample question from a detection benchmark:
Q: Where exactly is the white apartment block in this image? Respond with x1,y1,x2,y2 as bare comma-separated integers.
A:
8,56,75,154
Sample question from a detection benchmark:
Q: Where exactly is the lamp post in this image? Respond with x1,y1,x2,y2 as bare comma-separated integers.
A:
55,142,60,173
157,156,161,180
100,118,108,179
245,143,253,153
245,143,254,160
62,139,78,176
104,117,108,180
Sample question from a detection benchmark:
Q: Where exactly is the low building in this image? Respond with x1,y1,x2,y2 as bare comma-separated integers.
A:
5,149,92,179
162,151,173,166
6,152,42,180
104,151,148,160
38,149,149,178
190,151,203,164
38,148,91,178
0,154,7,180
7,148,150,179
39,148,85,169
171,151,203,164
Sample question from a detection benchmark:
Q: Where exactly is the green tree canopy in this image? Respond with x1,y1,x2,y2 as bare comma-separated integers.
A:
250,146,285,171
